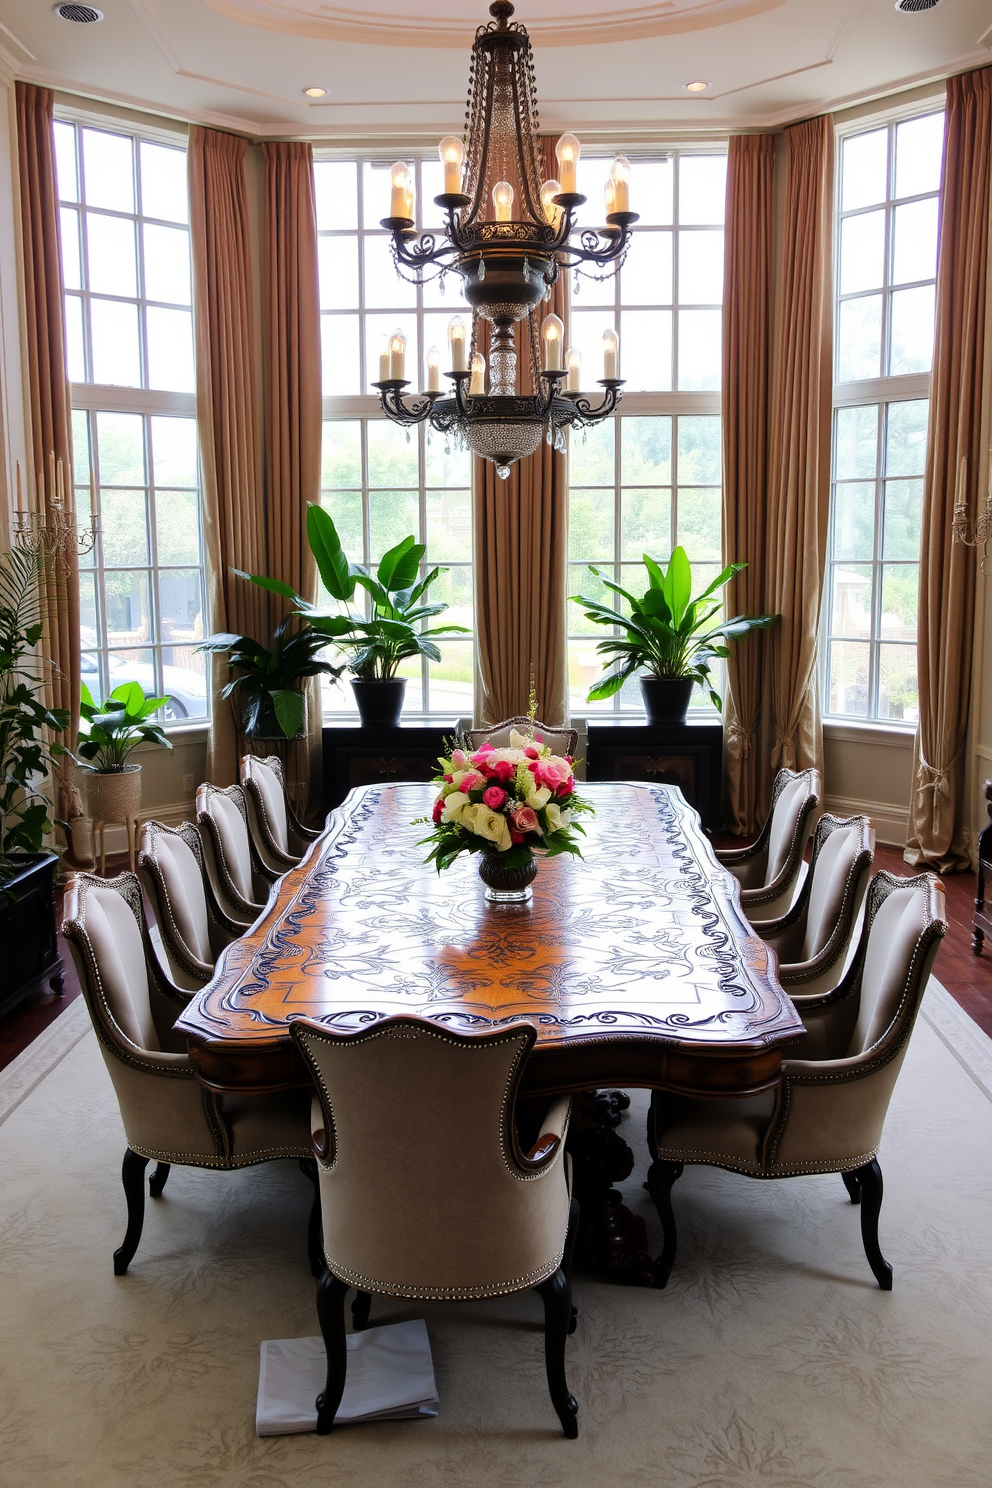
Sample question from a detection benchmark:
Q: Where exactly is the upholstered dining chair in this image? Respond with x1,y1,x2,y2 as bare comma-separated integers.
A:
61,871,320,1276
241,753,321,875
290,1014,581,1438
646,870,946,1291
137,819,239,987
750,813,875,997
716,766,821,920
196,782,272,928
461,716,579,759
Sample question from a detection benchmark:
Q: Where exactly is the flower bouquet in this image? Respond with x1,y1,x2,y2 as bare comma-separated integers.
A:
421,729,593,902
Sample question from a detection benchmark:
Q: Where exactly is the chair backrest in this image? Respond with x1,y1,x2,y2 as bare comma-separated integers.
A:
291,1015,571,1300
196,782,261,909
849,871,946,1057
462,717,578,759
61,872,161,1055
765,768,820,887
800,814,875,961
241,754,293,859
137,819,221,977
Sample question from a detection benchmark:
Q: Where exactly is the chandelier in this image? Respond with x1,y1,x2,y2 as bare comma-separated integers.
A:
373,0,637,479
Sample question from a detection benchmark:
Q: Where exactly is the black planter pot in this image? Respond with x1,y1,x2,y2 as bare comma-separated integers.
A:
351,677,407,728
0,851,63,1020
640,676,695,725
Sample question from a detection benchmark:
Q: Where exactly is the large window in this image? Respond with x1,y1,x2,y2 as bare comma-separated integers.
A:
567,150,726,714
824,109,944,725
314,157,474,718
54,118,207,722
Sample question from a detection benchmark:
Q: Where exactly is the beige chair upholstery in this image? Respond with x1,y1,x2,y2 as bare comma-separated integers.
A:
461,717,579,759
196,782,271,928
716,767,821,919
646,870,946,1291
61,871,318,1275
137,819,238,988
241,754,320,875
290,1014,580,1437
750,814,875,997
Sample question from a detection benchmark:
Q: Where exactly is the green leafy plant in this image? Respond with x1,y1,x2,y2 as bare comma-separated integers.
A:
242,505,469,680
0,546,70,869
571,547,778,709
73,681,174,773
196,617,342,739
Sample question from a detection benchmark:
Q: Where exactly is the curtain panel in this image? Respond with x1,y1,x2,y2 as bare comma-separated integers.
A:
15,82,90,866
765,115,834,784
261,141,323,820
906,65,992,872
721,133,776,834
472,137,570,730
188,125,267,788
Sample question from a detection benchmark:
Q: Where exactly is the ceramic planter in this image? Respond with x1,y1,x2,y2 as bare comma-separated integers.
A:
351,678,407,729
640,677,695,725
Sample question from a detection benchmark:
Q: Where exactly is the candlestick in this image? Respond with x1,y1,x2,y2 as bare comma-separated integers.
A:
609,154,631,213
438,136,465,195
389,328,407,381
555,134,580,196
469,352,486,396
542,314,564,372
427,345,440,392
390,162,412,220
566,348,581,393
448,316,468,372
603,327,619,380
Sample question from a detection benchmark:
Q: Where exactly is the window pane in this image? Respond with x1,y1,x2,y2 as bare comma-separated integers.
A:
143,224,191,304
139,142,189,225
623,308,673,391
105,577,152,646
837,295,882,382
570,565,619,636
419,159,445,231
677,487,721,560
101,489,149,566
364,235,416,309
82,129,134,213
425,424,471,487
367,420,417,487
364,160,405,230
885,400,928,476
888,284,935,375
321,491,363,561
883,478,922,559
835,405,878,479
832,483,875,560
426,489,471,562
622,231,673,306
828,639,871,717
369,490,419,560
321,313,360,395
571,420,614,485
622,417,671,484
678,230,723,304
839,210,884,294
151,415,198,488
314,161,358,231
86,212,137,298
90,299,141,386
54,121,78,202
570,308,617,386
573,157,613,232
106,648,157,703
633,159,674,227
892,198,938,286
430,565,472,624
678,416,721,485
60,208,82,290
79,571,99,640
317,236,359,311
678,156,726,225
72,409,92,484
421,271,470,313
841,129,887,211
895,114,944,199
677,308,720,391
81,650,104,694
569,488,615,561
146,307,195,392
877,644,918,723
621,488,671,560
831,565,872,637
156,490,201,566
428,639,474,716
880,564,918,637
97,412,145,484
322,421,362,487
64,295,85,383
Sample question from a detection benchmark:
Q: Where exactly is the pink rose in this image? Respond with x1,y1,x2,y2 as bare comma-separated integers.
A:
524,745,540,760
459,770,485,793
511,805,540,834
531,757,573,792
432,798,444,824
491,759,516,784
470,743,494,764
483,785,507,809
451,748,468,766
510,829,525,845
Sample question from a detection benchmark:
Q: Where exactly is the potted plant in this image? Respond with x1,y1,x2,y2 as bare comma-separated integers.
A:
196,614,343,741
74,680,174,834
571,547,778,724
0,545,71,1016
242,505,469,729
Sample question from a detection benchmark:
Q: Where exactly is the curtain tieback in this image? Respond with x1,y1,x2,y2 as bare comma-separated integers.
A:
726,722,756,760
916,761,950,806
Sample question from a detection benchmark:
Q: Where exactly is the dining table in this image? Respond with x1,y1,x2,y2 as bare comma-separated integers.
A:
175,780,805,1283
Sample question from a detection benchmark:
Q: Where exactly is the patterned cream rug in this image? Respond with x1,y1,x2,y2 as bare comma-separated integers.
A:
1,982,991,1488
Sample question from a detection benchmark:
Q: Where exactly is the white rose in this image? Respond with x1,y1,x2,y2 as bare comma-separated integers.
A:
441,791,471,823
508,729,530,750
544,802,563,833
526,785,552,810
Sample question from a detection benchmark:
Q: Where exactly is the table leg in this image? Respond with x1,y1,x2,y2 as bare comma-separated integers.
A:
566,1090,654,1287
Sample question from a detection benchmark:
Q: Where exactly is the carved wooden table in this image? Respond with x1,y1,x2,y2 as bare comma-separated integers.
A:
176,781,804,1282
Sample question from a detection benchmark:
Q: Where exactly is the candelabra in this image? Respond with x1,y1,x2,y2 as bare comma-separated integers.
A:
951,453,992,575
11,455,98,571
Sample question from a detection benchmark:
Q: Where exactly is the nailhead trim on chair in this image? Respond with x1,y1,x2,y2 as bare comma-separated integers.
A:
138,821,219,982
323,1250,566,1301
197,784,267,916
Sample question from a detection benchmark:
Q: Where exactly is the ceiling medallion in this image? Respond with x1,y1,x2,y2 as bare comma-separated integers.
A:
374,1,636,479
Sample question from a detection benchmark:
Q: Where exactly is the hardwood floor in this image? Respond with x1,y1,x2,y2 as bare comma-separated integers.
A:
2,841,991,1075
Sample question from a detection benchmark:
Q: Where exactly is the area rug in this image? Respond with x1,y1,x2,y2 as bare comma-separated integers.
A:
1,982,990,1488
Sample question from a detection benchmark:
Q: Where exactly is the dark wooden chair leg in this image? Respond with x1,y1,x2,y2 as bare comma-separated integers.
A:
853,1158,892,1290
114,1147,149,1275
646,1158,684,1288
564,1196,580,1334
841,1169,862,1205
148,1163,171,1198
315,1269,350,1434
535,1267,579,1438
299,1158,324,1279
352,1292,372,1331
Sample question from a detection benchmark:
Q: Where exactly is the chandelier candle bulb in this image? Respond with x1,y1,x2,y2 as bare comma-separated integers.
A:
604,179,615,216
542,314,564,371
566,348,581,392
556,133,581,195
540,178,562,225
427,345,441,392
609,155,631,213
603,327,619,380
448,316,468,372
389,328,407,381
439,135,465,194
378,336,390,383
390,162,412,219
469,352,486,395
492,180,514,222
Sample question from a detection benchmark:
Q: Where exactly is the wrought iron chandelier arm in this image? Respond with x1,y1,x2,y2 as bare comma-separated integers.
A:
372,381,441,427
556,213,639,269
562,380,625,426
384,223,463,273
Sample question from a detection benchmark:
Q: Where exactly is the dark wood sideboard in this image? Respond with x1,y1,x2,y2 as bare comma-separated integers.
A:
584,718,723,832
322,723,458,812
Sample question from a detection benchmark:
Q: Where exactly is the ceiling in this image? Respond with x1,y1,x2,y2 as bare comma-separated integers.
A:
1,0,988,139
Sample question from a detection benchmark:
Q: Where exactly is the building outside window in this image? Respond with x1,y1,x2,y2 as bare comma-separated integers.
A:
54,116,207,723
566,149,726,716
824,108,944,725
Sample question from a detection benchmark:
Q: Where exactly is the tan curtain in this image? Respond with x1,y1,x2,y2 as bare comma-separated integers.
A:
721,133,775,834
15,83,90,866
188,126,267,788
765,116,834,782
473,137,569,728
262,142,322,821
906,66,992,871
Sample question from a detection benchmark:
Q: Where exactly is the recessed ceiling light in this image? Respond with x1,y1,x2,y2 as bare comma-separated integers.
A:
684,80,710,93
303,86,328,99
